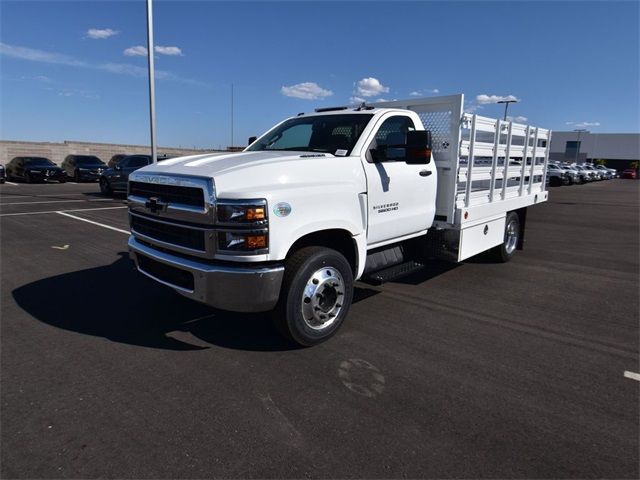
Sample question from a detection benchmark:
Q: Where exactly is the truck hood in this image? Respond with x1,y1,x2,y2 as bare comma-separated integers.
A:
135,150,366,199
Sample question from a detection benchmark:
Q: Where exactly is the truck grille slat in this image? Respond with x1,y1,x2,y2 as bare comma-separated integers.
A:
129,181,204,207
131,215,206,251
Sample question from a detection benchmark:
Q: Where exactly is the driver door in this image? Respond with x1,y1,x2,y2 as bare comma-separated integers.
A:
361,114,437,245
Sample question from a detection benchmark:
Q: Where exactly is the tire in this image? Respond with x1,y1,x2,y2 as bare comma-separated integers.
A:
74,170,81,183
271,246,354,346
549,176,562,187
100,178,112,195
489,211,520,263
25,173,32,184
59,178,66,184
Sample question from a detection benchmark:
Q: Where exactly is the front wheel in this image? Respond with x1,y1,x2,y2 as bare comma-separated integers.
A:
99,178,112,195
272,246,354,346
489,211,520,263
74,170,81,183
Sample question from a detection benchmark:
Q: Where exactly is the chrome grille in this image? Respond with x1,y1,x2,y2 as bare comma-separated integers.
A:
130,214,207,252
129,181,204,208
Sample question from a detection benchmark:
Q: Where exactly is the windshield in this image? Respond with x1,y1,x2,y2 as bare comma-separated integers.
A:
75,156,105,165
247,114,374,156
24,157,55,166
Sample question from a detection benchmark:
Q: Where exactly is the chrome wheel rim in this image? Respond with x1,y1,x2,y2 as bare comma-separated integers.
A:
301,267,345,330
505,219,519,254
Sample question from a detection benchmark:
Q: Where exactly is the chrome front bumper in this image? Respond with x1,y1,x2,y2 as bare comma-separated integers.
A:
128,236,284,312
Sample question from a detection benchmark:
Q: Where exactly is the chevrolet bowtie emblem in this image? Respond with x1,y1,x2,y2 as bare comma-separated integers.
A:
145,197,167,213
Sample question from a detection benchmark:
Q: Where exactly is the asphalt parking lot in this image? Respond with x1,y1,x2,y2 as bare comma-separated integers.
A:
1,179,638,479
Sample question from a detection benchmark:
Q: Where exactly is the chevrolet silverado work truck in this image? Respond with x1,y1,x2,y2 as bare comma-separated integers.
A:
127,95,551,345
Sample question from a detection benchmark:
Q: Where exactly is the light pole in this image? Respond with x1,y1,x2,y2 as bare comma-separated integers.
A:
146,0,157,163
497,99,519,121
573,129,587,164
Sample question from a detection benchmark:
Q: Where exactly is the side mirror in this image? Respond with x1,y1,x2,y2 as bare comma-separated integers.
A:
404,130,432,165
248,136,257,145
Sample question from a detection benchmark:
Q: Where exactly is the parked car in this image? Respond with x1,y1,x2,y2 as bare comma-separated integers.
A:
61,155,108,182
99,154,153,194
547,163,568,186
572,164,592,182
563,164,589,184
4,157,66,183
581,164,603,180
595,165,614,179
0,164,5,184
621,169,637,179
108,153,129,168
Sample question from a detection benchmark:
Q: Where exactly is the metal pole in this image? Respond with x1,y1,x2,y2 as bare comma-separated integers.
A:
574,129,586,164
498,99,518,121
231,83,234,150
146,0,157,163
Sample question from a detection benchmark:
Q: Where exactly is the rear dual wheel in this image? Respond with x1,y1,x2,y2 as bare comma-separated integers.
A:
490,211,520,263
272,246,354,346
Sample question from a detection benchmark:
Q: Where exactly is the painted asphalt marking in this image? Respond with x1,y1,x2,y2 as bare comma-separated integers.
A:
338,359,385,398
56,211,130,235
0,198,112,206
0,205,126,217
2,182,18,186
623,371,640,382
51,245,70,250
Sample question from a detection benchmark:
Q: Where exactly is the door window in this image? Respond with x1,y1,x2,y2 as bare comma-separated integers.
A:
367,116,415,162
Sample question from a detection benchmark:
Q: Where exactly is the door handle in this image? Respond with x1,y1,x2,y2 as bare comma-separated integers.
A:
419,170,432,177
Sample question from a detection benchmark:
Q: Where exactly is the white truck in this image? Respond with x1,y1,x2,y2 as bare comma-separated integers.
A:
127,95,551,345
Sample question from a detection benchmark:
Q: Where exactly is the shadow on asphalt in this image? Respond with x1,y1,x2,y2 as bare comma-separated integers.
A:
12,252,380,352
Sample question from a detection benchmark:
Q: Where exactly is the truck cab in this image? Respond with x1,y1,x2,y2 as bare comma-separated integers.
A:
128,95,551,345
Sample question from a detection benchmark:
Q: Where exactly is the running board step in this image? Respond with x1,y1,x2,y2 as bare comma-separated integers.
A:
363,260,425,285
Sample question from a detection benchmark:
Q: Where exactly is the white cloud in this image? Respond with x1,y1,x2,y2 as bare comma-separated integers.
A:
0,42,206,87
124,46,148,57
124,45,184,57
375,98,389,103
281,82,333,100
410,88,439,97
355,77,389,97
86,28,118,40
0,42,86,66
155,46,183,56
57,88,99,99
464,103,483,114
349,96,366,104
572,121,601,128
507,115,528,123
476,94,520,104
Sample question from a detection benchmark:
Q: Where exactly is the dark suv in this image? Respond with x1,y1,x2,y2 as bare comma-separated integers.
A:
99,154,153,194
108,153,129,168
61,155,107,182
5,157,66,183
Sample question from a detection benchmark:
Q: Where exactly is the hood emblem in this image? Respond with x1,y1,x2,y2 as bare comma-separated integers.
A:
145,197,167,214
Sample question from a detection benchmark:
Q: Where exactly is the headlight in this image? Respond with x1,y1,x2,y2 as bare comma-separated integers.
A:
216,200,267,224
218,230,268,253
216,199,269,254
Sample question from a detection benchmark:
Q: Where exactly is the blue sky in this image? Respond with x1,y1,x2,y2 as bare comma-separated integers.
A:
1,0,638,149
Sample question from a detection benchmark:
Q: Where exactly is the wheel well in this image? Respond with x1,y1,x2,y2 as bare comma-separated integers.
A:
286,229,358,275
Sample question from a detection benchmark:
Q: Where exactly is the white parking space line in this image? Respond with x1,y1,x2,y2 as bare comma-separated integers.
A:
0,205,127,217
56,211,130,235
623,371,640,382
0,198,112,206
2,182,19,186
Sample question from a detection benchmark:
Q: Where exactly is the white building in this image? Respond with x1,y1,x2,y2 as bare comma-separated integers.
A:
549,131,639,170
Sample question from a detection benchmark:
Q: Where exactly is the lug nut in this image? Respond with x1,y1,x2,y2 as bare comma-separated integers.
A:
304,297,311,304
312,278,319,285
